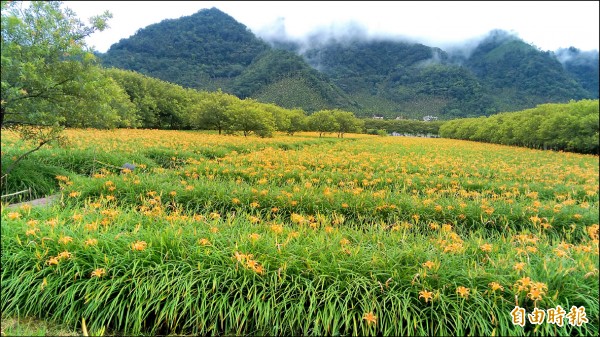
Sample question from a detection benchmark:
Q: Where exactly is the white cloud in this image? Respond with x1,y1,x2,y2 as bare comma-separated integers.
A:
63,1,599,53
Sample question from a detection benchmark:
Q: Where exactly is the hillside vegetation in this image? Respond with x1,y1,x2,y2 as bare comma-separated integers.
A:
99,8,598,118
100,8,269,90
439,99,599,154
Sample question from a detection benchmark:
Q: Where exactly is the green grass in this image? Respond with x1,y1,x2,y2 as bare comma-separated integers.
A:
0,315,79,337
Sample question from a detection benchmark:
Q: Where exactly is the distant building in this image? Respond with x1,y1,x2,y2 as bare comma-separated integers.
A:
422,115,438,122
372,115,384,120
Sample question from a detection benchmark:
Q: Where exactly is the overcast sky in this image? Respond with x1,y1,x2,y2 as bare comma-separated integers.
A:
62,1,599,53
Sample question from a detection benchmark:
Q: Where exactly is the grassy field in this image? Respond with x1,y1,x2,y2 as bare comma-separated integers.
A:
0,315,78,336
1,129,598,336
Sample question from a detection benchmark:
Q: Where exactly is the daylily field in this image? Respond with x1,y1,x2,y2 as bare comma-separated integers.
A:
1,129,598,336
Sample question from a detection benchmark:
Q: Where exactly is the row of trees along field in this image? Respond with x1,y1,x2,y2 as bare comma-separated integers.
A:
363,118,444,136
104,68,365,138
439,99,599,154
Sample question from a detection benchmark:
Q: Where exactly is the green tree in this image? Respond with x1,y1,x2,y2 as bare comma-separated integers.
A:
439,99,599,154
187,89,239,134
332,109,363,137
226,99,275,137
286,109,307,135
307,110,340,137
105,68,198,129
1,1,134,178
261,103,291,132
104,68,160,128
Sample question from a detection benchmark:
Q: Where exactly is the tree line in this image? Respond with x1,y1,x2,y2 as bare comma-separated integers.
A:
363,119,444,136
439,99,599,154
104,68,364,138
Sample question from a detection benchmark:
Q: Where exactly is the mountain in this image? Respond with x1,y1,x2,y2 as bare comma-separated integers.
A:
283,37,494,118
101,8,269,90
100,8,357,112
555,47,599,97
270,29,596,118
233,49,358,111
99,8,598,119
460,30,593,112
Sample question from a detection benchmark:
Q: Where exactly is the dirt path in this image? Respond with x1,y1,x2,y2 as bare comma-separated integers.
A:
3,194,61,209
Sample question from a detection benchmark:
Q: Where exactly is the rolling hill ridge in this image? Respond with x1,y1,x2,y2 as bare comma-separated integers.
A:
100,7,599,119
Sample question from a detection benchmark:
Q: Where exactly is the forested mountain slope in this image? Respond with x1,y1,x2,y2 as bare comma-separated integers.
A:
100,8,599,118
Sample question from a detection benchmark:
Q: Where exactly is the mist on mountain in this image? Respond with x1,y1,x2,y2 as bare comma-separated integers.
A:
99,7,598,119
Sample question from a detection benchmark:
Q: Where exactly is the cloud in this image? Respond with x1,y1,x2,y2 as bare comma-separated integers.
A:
415,49,445,68
255,17,288,42
64,1,599,53
554,47,600,66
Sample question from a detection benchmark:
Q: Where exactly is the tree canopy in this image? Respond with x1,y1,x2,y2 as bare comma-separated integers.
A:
306,109,363,138
439,99,599,154
1,1,135,129
1,1,137,178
